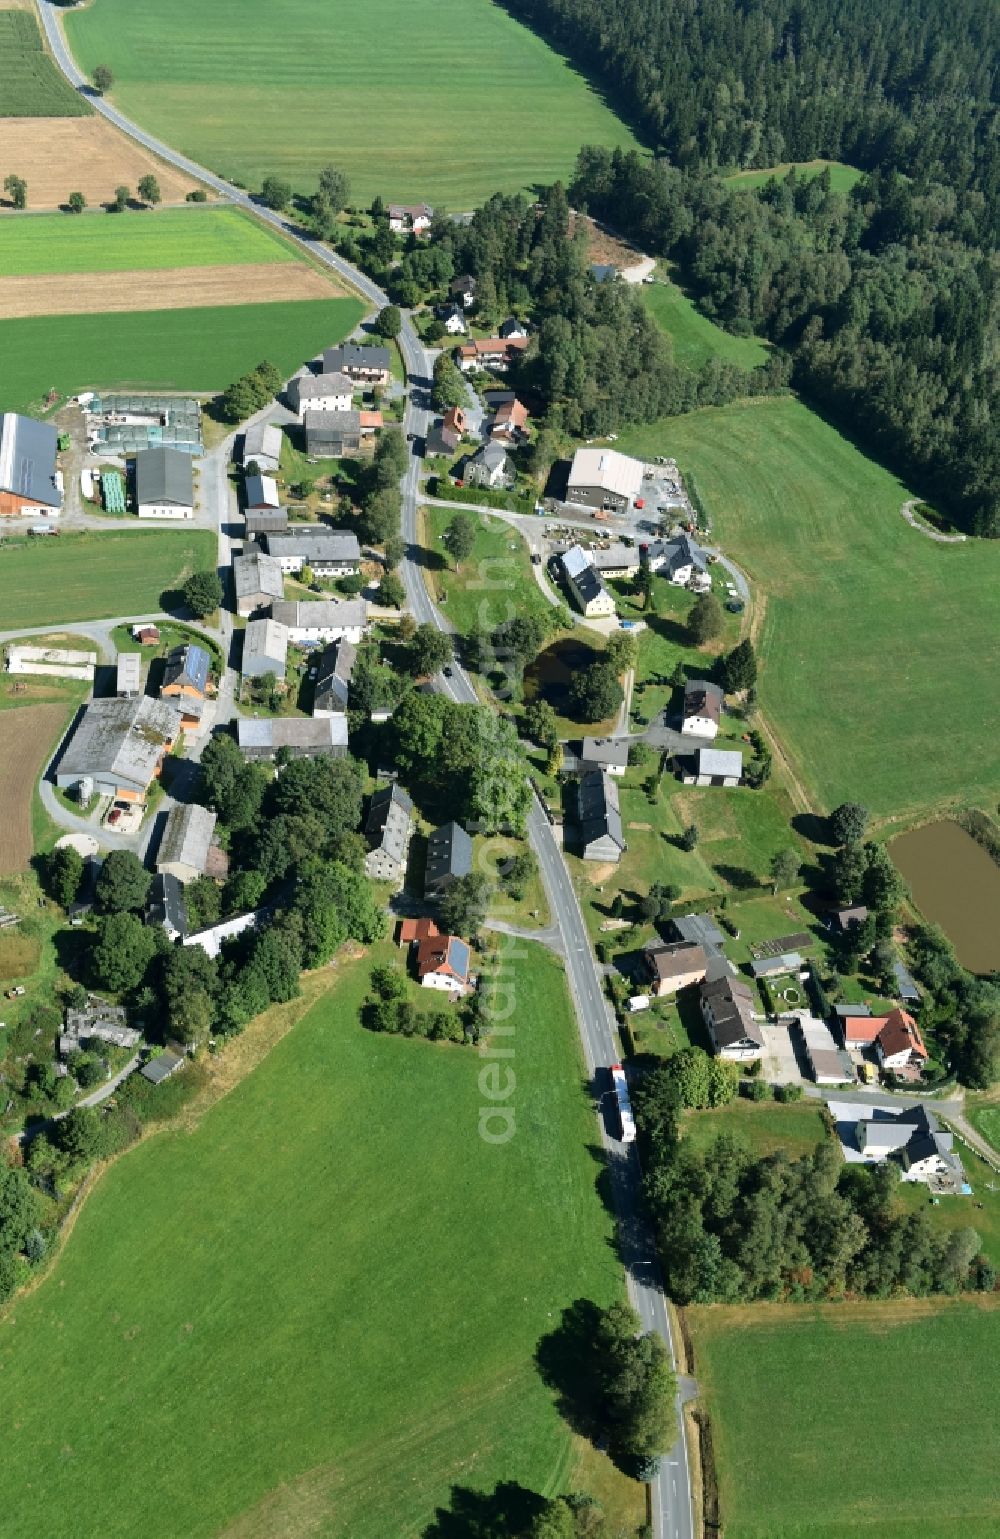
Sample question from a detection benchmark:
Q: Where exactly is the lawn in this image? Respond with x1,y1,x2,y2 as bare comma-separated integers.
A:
641,272,769,371
681,1098,828,1158
616,397,1000,819
422,505,557,640
671,783,805,893
0,10,90,117
0,942,625,1539
0,530,217,628
64,0,640,205
0,207,297,275
896,1139,1000,1269
969,1106,1000,1158
0,297,365,414
724,160,863,195
689,1298,1000,1539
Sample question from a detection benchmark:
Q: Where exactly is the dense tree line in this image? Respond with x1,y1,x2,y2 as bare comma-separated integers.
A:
390,692,530,834
634,1066,994,1302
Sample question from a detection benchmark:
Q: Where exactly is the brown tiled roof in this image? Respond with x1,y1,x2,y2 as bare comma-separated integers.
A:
878,1008,927,1060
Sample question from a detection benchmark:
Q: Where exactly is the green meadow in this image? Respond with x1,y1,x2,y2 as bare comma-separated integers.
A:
0,297,364,414
724,159,863,195
616,397,1000,818
0,944,621,1538
65,0,640,204
0,530,217,628
0,10,90,117
642,273,769,370
0,206,296,275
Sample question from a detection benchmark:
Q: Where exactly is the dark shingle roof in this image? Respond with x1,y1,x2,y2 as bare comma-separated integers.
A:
578,770,624,852
424,820,473,893
0,413,60,507
163,643,210,695
134,446,193,507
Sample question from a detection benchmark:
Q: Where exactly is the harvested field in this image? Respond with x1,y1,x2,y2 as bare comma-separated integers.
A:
0,703,69,874
0,117,196,208
0,262,338,319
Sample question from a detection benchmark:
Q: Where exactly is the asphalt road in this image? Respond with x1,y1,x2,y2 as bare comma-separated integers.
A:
33,11,697,1531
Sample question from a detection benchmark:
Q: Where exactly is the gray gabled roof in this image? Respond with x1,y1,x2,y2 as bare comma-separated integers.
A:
581,736,630,768
671,912,726,950
233,550,284,605
264,529,361,564
323,343,391,373
470,440,508,471
236,716,348,751
290,371,354,403
578,770,624,852
242,617,289,673
243,421,283,462
58,696,183,792
0,413,60,507
134,446,193,507
270,599,368,631
145,871,188,936
156,802,217,877
366,782,414,863
313,640,356,713
424,820,473,891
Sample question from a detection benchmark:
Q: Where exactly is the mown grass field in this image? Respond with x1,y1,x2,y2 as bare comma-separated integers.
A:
690,1299,1000,1539
616,398,1000,818
0,10,90,117
724,159,863,195
0,943,624,1539
681,1099,828,1158
65,0,639,204
0,530,216,628
0,296,364,414
0,207,297,275
422,504,557,637
642,273,769,370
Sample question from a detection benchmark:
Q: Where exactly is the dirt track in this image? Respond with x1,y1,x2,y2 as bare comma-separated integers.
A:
0,261,340,318
0,117,198,210
0,702,69,874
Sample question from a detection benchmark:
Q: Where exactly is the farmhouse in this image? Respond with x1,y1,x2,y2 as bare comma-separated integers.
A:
645,941,709,998
303,409,382,456
133,446,193,520
263,529,361,577
579,737,630,776
287,371,354,417
415,932,473,997
644,533,709,586
560,545,616,618
365,782,414,883
115,652,141,696
56,695,182,801
236,716,348,760
145,871,188,942
7,645,95,682
490,397,529,444
0,413,61,516
683,747,743,787
464,441,510,490
456,337,528,374
244,507,288,539
323,344,392,387
312,640,356,716
450,274,476,308
270,599,368,645
681,679,723,739
577,770,625,863
388,202,433,233
241,420,283,473
424,820,473,898
566,448,644,513
700,973,763,1060
241,616,289,680
233,549,284,615
155,802,217,886
589,543,641,578
244,473,281,512
161,642,210,712
828,1100,966,1193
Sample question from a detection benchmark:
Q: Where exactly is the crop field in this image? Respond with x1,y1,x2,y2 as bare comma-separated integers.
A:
0,117,196,210
0,10,90,117
724,159,863,195
0,207,297,275
690,1298,1000,1539
0,942,623,1539
65,0,640,205
0,703,72,873
0,530,216,628
0,297,364,414
642,273,769,371
0,264,337,320
616,398,1000,818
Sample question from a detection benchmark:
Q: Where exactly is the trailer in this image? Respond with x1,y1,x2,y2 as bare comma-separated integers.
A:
610,1063,636,1143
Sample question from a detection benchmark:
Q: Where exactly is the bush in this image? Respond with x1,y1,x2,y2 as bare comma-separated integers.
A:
186,189,208,203
742,1077,770,1101
774,1082,803,1103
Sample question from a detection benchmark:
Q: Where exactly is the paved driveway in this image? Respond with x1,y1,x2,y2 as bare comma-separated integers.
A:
759,1022,808,1085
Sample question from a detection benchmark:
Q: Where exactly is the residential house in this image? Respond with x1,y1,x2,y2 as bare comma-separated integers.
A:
0,413,61,516
875,1008,929,1072
115,652,141,697
287,371,354,418
424,820,473,898
270,598,368,645
233,549,284,615
398,916,441,945
55,695,182,801
589,543,641,579
236,716,348,760
244,506,288,538
134,446,193,519
490,397,528,444
262,528,361,577
683,747,743,787
438,304,467,335
241,421,283,473
155,802,218,885
312,639,356,717
145,871,188,942
323,344,392,388
499,316,528,340
750,951,804,979
645,941,709,998
560,545,616,618
700,973,763,1060
426,405,467,457
464,441,510,490
387,202,433,233
579,736,630,776
244,473,281,512
681,679,723,739
241,616,289,680
835,905,869,931
161,643,211,728
577,770,625,862
566,448,644,513
829,1100,966,1192
456,336,528,374
643,533,709,586
415,932,473,996
364,782,414,883
303,408,382,456
450,274,476,308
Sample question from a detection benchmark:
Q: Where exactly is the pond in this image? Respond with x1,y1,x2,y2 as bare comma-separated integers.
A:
890,820,1000,974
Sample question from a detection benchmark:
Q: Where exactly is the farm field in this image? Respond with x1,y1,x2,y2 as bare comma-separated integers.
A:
0,297,364,415
0,702,75,873
642,273,769,370
0,943,625,1539
0,10,89,117
0,530,216,628
616,398,1000,818
0,207,298,275
64,0,640,205
0,117,196,210
724,159,863,195
689,1298,1000,1539
0,264,336,320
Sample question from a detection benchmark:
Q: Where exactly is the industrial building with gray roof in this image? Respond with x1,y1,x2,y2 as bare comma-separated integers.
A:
56,696,183,798
134,446,194,513
0,413,61,511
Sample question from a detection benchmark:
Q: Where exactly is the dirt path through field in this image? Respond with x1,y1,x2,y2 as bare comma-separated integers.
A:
0,117,197,209
0,702,70,873
0,261,339,317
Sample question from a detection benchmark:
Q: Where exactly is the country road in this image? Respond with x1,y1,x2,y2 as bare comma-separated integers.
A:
32,8,697,1532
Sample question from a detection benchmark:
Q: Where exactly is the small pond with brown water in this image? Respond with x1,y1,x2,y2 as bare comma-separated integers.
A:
890,819,1000,974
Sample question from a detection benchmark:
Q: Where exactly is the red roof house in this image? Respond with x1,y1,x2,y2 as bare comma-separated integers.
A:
398,916,441,946
876,1009,928,1069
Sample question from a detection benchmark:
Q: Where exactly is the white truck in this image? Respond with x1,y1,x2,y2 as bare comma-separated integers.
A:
610,1062,636,1144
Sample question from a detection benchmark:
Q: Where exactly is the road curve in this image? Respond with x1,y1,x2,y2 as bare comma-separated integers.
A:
33,9,696,1532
